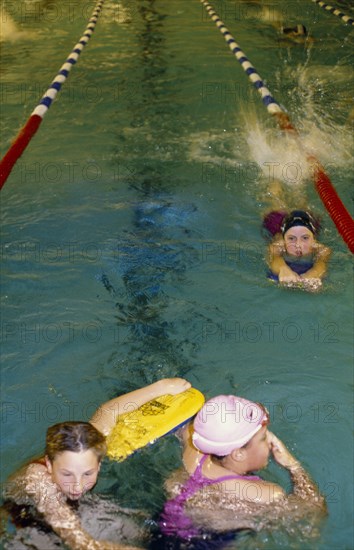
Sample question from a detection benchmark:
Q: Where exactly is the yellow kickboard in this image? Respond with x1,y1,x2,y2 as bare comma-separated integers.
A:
106,387,205,461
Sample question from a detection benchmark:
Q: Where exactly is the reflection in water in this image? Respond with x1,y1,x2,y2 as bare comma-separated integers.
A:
2,494,145,549
102,1,202,384
101,198,201,380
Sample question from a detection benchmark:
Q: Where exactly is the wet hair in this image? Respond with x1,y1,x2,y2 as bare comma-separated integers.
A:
210,438,253,464
45,421,106,463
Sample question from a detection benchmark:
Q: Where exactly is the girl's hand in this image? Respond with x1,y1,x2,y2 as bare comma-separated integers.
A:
300,277,322,292
282,278,322,293
268,431,300,471
278,265,302,283
156,378,191,395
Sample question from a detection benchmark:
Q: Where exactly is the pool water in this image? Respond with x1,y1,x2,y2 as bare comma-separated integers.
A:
1,0,353,548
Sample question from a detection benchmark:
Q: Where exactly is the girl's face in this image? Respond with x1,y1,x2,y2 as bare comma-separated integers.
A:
46,449,101,500
283,226,315,256
244,426,271,471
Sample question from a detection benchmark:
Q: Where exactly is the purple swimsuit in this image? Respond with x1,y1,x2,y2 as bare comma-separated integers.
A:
160,455,261,540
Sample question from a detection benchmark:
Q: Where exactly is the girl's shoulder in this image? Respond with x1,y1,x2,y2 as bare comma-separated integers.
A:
4,461,51,506
164,467,189,498
26,460,48,477
15,458,48,480
185,477,286,516
313,241,331,259
6,459,44,483
220,476,285,504
269,235,286,254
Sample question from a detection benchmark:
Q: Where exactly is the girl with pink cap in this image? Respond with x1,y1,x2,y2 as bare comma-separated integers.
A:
154,394,326,547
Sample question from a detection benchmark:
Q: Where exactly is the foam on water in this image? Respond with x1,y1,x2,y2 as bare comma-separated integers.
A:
187,59,353,193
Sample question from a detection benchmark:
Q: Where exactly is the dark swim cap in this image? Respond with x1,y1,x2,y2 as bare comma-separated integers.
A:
281,210,319,236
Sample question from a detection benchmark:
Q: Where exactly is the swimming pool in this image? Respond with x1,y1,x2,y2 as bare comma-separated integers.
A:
1,0,353,548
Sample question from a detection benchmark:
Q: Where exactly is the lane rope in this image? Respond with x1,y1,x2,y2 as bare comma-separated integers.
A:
311,0,354,26
0,0,105,190
200,0,354,254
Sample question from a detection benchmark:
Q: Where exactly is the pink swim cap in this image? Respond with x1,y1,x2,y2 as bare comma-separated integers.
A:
192,395,268,455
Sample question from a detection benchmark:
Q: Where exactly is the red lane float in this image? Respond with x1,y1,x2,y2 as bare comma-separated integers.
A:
0,0,105,190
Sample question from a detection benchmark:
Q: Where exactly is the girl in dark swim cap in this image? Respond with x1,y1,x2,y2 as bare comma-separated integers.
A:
262,182,331,291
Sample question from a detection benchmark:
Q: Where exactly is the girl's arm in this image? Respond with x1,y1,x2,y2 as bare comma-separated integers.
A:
5,466,139,550
90,378,191,436
268,432,326,510
301,243,331,280
268,238,302,283
181,421,205,474
43,498,140,550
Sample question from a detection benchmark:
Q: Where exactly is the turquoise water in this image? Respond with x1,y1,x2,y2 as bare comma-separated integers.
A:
1,0,353,548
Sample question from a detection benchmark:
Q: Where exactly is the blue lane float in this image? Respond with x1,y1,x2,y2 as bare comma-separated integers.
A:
311,0,354,26
200,2,284,117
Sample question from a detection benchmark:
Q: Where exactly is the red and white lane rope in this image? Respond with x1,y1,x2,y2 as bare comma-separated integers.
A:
0,0,105,190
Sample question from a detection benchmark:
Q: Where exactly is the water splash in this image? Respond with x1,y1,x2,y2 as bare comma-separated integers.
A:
245,61,353,188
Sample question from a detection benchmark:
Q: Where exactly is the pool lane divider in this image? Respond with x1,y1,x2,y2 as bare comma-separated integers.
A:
0,0,105,190
311,0,354,26
200,0,354,254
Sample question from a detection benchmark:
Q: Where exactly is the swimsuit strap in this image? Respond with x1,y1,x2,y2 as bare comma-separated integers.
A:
160,454,261,538
195,453,209,471
213,473,261,482
190,454,211,485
